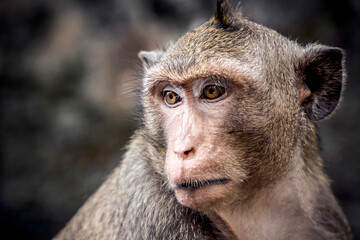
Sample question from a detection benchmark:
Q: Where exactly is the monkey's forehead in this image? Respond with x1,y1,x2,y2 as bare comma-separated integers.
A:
144,55,262,88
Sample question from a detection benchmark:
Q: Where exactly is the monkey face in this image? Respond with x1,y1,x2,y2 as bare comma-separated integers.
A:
143,55,284,211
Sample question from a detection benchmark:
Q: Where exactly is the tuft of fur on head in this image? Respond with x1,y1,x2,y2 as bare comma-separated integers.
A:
212,0,242,28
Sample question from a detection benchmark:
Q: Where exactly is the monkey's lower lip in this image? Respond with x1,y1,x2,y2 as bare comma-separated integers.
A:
175,179,230,191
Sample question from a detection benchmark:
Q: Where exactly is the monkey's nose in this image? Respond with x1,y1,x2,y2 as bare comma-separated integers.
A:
174,147,195,160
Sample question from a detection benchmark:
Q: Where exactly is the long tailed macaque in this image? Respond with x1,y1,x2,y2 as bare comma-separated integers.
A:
55,1,352,239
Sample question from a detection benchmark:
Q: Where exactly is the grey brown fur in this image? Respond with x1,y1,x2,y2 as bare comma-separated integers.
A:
55,0,352,239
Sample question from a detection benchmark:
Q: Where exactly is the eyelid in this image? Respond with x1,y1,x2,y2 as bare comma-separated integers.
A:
203,77,228,87
162,83,183,95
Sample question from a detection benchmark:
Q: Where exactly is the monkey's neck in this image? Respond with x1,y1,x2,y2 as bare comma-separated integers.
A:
213,150,324,240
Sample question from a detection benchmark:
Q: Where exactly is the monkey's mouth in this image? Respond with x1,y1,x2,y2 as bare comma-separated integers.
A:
175,178,230,191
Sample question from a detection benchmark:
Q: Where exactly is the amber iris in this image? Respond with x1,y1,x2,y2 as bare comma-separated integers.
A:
203,85,225,99
165,91,180,105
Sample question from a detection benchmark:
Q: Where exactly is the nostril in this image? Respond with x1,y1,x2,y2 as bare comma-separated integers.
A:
181,147,195,160
184,149,192,156
174,147,194,160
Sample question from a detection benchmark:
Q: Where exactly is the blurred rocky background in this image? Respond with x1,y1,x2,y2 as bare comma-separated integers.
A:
0,0,359,239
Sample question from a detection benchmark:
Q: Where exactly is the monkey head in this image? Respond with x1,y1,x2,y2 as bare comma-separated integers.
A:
138,0,344,212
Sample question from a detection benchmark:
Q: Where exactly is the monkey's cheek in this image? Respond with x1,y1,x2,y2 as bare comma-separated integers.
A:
174,185,232,211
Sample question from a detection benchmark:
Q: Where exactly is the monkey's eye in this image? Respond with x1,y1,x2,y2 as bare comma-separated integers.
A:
202,85,225,100
164,91,181,106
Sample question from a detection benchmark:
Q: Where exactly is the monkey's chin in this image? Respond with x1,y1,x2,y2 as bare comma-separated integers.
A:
173,179,232,211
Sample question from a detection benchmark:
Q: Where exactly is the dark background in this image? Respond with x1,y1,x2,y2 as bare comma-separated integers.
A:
1,0,359,239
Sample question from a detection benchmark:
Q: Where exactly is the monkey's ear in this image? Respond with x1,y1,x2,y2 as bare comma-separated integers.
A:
299,46,345,121
138,50,164,69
